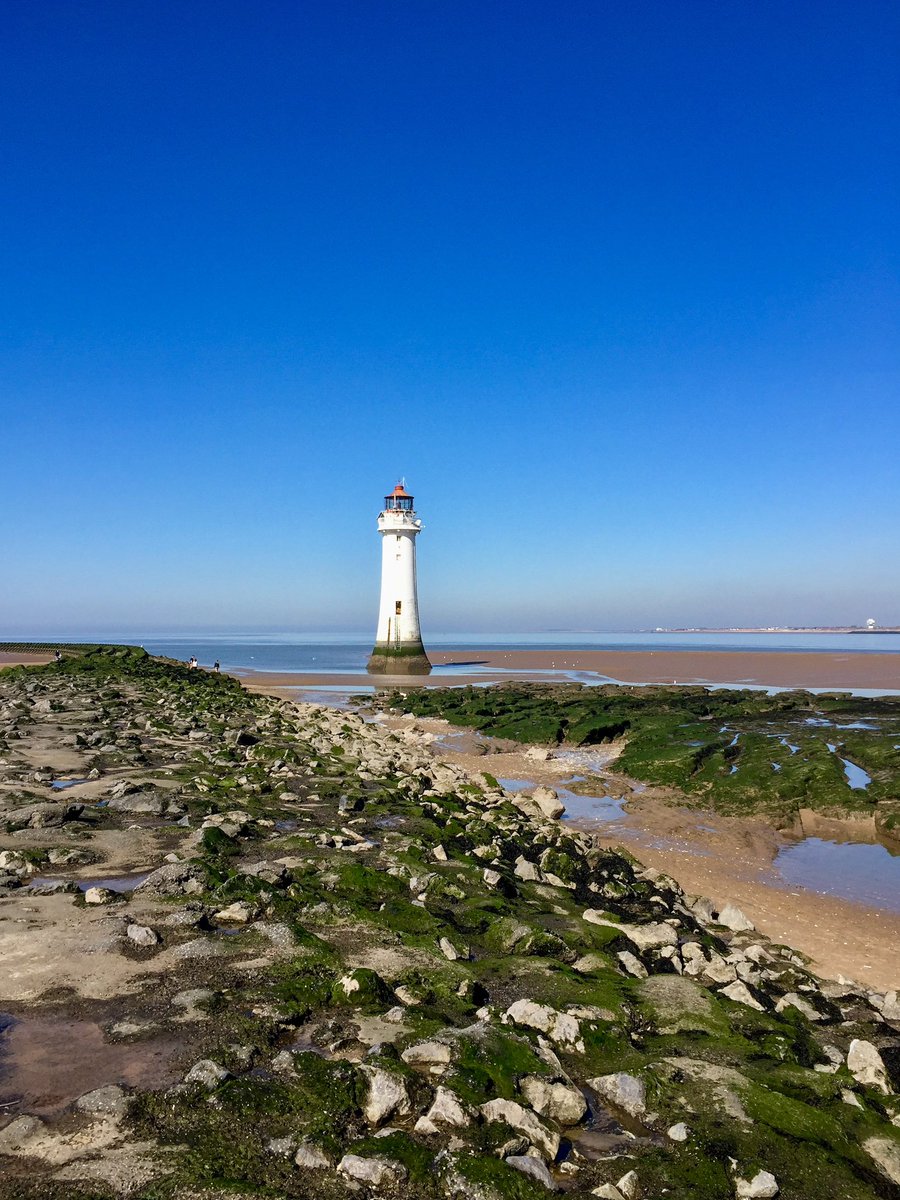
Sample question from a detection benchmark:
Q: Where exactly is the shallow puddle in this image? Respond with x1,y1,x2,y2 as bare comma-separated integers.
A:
29,871,151,894
774,838,900,913
498,777,627,824
839,758,871,790
0,1014,180,1123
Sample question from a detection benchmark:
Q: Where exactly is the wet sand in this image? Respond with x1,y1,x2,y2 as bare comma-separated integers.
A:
447,648,900,689
0,652,54,668
235,646,900,695
378,715,900,992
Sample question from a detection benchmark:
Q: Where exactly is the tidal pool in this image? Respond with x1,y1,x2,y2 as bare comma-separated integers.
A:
839,758,872,790
498,777,627,823
774,838,900,913
0,1014,179,1122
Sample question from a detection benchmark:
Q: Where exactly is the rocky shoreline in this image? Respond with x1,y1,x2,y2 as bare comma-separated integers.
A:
1,648,899,1198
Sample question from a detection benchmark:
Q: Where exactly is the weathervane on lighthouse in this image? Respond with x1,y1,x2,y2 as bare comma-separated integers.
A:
367,481,432,675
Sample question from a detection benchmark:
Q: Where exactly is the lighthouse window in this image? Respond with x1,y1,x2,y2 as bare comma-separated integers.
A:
395,601,402,615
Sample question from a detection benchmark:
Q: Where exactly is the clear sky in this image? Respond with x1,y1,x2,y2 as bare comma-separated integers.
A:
2,1,898,635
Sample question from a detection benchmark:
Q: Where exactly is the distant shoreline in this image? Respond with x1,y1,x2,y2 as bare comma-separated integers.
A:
646,627,900,635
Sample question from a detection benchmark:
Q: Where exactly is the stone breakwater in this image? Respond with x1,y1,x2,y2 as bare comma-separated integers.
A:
0,648,899,1200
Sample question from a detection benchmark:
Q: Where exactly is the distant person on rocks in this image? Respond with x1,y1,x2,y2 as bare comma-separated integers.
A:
54,649,62,663
189,656,198,669
213,661,220,673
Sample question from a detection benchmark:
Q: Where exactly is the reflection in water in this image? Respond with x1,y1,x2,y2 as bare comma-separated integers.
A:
775,838,900,913
840,759,872,790
0,1014,179,1121
497,777,627,823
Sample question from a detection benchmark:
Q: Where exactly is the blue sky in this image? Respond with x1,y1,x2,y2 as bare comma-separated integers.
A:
2,1,898,635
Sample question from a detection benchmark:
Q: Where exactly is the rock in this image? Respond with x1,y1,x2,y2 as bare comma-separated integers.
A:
266,1136,294,1156
588,1072,646,1120
847,1039,891,1093
514,856,543,882
882,990,900,1022
775,992,822,1021
439,936,469,961
483,868,502,887
506,1154,557,1189
414,1086,473,1134
0,1115,43,1154
592,1187,625,1200
0,851,28,875
135,862,205,897
401,1040,453,1068
172,988,214,1018
6,801,82,830
719,981,765,1012
525,747,554,762
183,1059,229,1089
106,793,165,815
667,1122,689,1141
480,1098,560,1159
360,1065,410,1126
337,1154,408,1186
583,911,678,950
520,1076,587,1125
863,1136,900,1185
295,1141,331,1169
717,903,755,932
617,950,648,978
172,937,226,960
84,886,116,905
126,923,159,946
616,1170,639,1199
735,1170,779,1198
271,1050,298,1075
214,901,254,924
532,786,565,819
506,1000,583,1050
75,1085,128,1118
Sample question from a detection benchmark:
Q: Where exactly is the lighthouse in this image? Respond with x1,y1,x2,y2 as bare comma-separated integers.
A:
367,482,432,675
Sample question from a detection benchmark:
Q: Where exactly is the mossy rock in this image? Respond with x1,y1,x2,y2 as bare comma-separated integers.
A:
444,1027,547,1106
637,975,730,1037
439,1150,551,1200
332,967,394,1010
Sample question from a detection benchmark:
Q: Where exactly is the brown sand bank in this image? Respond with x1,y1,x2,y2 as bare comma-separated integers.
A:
0,652,54,668
440,648,900,689
235,645,900,698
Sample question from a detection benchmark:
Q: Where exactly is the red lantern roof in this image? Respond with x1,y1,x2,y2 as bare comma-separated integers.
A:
388,482,411,498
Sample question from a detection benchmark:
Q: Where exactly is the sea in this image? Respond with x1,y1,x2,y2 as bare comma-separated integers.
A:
28,630,900,677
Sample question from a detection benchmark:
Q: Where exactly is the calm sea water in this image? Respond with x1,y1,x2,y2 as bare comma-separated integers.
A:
26,630,900,675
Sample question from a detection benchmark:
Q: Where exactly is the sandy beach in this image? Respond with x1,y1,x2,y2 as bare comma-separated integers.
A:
0,652,53,667
235,644,900,696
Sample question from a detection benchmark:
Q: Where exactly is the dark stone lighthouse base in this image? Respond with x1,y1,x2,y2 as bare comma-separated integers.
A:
367,642,432,675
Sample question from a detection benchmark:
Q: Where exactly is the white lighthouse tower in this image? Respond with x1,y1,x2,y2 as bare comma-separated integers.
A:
367,482,431,675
